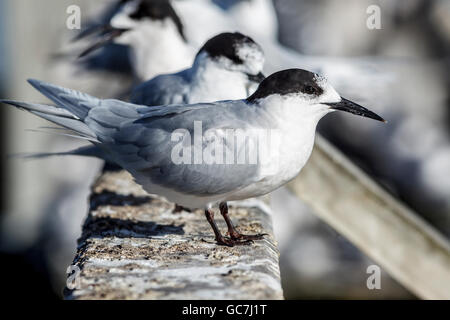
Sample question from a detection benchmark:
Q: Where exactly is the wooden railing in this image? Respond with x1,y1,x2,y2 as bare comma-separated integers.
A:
287,135,450,299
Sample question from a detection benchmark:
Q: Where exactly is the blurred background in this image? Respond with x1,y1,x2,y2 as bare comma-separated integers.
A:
0,0,449,299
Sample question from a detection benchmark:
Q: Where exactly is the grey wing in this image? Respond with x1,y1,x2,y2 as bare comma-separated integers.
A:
130,71,190,106
107,101,262,196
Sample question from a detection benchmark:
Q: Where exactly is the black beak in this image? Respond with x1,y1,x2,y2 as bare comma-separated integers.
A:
326,97,386,123
247,72,266,83
76,24,129,58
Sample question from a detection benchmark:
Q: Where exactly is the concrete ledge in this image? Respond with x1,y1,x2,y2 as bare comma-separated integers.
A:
64,170,284,300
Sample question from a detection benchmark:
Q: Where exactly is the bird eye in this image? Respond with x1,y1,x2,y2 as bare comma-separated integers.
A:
304,85,316,95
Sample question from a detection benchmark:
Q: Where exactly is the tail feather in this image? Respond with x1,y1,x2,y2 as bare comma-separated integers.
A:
25,128,99,142
32,110,97,138
1,99,98,140
1,100,77,118
27,79,99,120
10,145,106,160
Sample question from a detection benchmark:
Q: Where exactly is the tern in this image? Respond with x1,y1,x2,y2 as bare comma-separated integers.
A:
2,69,385,246
130,32,266,106
78,0,194,80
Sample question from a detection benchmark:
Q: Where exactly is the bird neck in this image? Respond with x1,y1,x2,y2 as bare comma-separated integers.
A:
188,55,250,101
124,19,193,80
243,95,327,186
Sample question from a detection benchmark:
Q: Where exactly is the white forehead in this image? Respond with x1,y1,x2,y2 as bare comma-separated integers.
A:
314,75,341,103
313,74,327,88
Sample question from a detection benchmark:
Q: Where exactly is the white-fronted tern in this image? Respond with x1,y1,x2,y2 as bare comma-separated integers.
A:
2,69,385,246
78,0,194,80
130,32,265,106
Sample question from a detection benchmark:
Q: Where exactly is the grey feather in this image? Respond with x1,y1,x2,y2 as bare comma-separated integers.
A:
24,129,99,142
10,145,105,159
1,100,77,118
1,99,97,140
27,79,99,120
109,100,265,196
130,70,190,106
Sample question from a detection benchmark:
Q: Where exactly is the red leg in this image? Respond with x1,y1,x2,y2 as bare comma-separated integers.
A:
219,202,266,241
204,208,254,246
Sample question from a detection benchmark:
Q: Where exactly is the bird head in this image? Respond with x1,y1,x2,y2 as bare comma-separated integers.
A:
247,68,386,123
77,0,185,58
195,32,266,84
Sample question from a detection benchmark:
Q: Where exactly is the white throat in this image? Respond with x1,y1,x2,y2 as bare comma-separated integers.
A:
258,94,332,128
187,53,251,102
258,94,332,174
117,19,195,80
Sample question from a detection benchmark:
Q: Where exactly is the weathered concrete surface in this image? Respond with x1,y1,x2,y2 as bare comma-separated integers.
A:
64,170,284,300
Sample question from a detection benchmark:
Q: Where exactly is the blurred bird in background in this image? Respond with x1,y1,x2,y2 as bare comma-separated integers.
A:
77,0,194,81
130,31,266,105
0,0,449,299
74,0,277,82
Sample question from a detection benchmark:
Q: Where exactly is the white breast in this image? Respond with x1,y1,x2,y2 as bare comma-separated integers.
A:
225,95,325,201
227,120,317,201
